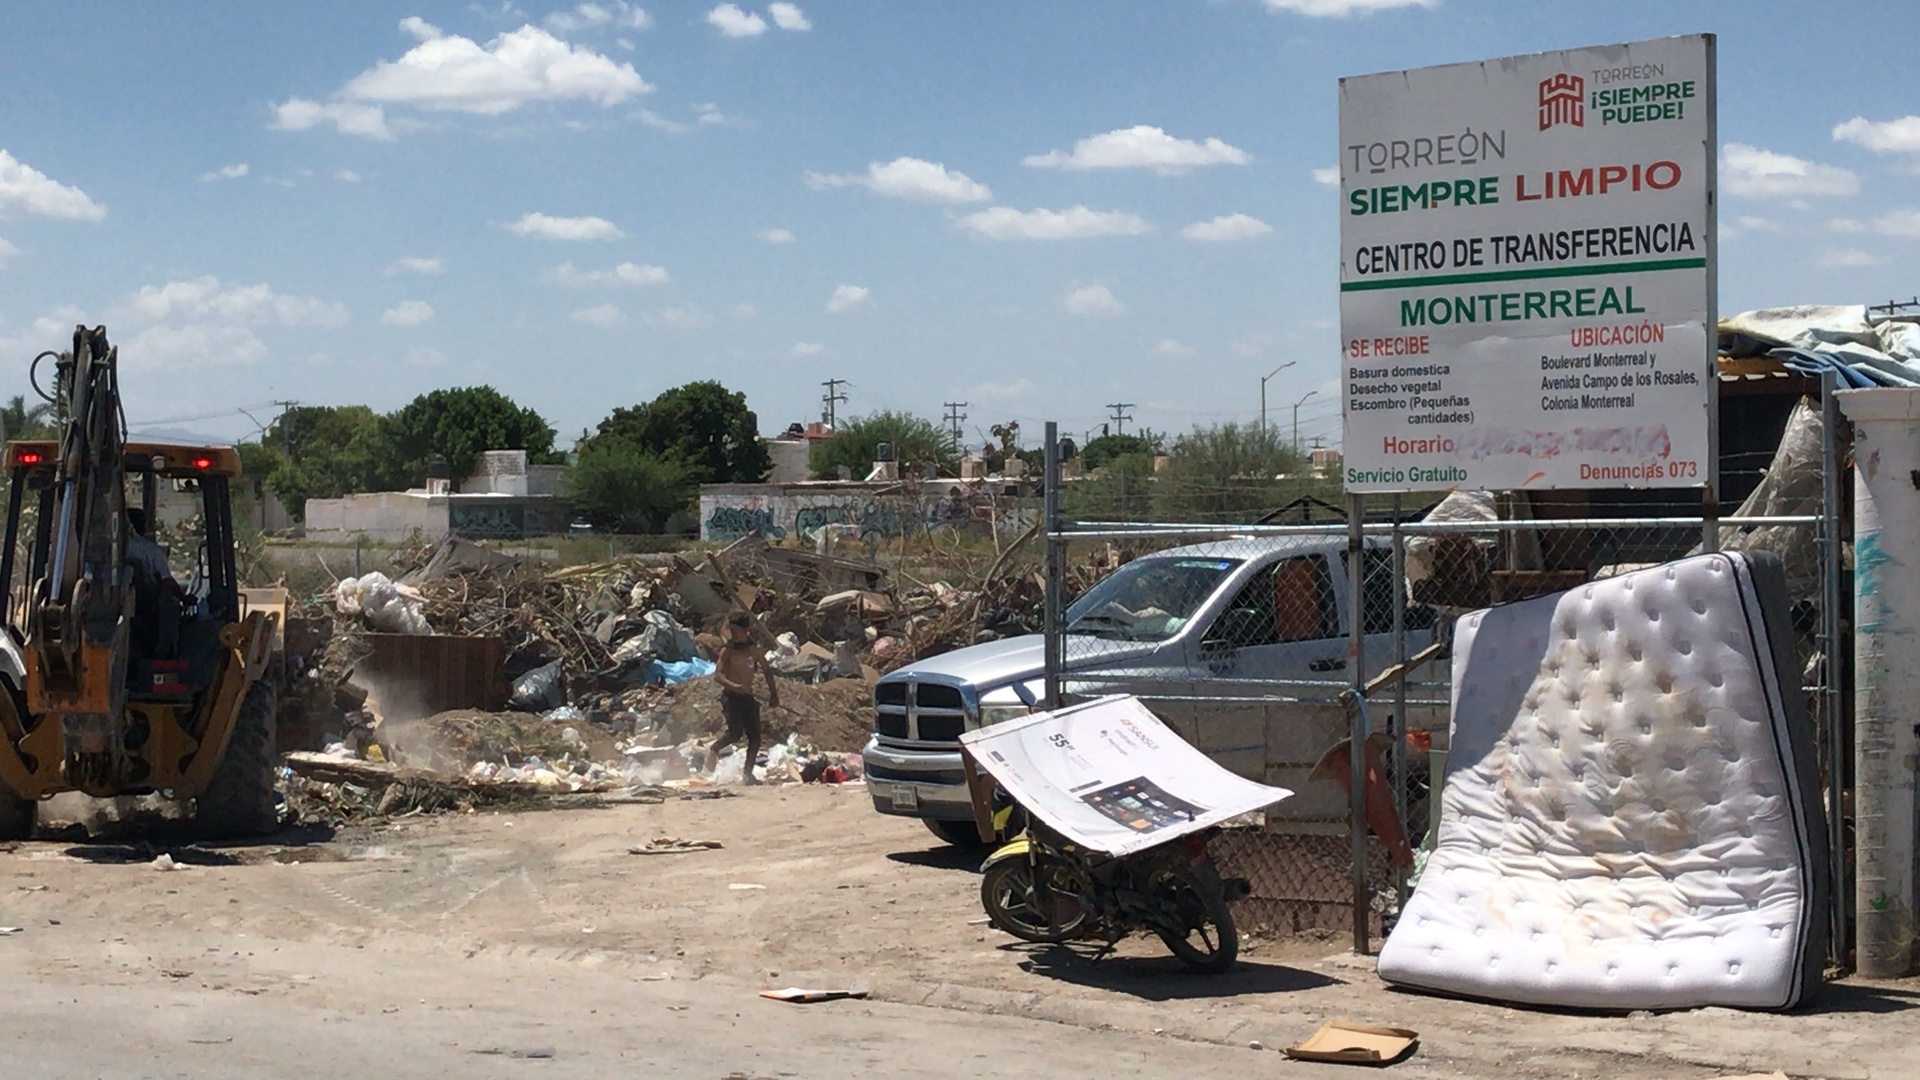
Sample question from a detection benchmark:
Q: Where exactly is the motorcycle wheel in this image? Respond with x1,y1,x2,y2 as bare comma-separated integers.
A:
980,854,1088,943
1150,863,1239,973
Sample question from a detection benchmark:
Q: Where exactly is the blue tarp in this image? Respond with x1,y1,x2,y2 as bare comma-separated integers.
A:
641,657,716,686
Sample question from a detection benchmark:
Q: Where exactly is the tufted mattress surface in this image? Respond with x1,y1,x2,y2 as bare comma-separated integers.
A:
1377,552,1827,1009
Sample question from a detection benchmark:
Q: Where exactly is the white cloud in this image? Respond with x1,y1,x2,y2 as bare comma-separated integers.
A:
0,235,18,265
385,256,445,276
572,303,626,326
127,276,349,326
544,260,670,287
637,102,729,134
1874,209,1920,236
1833,115,1920,155
791,341,824,356
1181,213,1273,242
503,211,624,240
758,228,795,244
199,163,249,182
642,305,713,329
1818,248,1884,268
546,3,651,33
1721,215,1779,241
769,2,810,30
405,346,446,367
1721,143,1858,199
1261,0,1435,14
0,150,106,220
732,302,758,319
1827,218,1865,233
381,300,435,326
826,284,872,314
343,24,649,114
806,156,992,203
121,323,269,370
966,378,1036,402
334,168,362,183
1063,285,1124,317
1311,166,1340,185
707,3,767,36
400,16,443,41
1023,126,1249,175
957,205,1152,241
273,23,648,136
1153,340,1196,358
269,99,395,140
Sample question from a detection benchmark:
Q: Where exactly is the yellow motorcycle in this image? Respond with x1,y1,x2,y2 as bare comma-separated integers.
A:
978,799,1249,973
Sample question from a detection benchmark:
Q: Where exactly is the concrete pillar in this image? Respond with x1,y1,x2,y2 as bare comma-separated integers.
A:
1836,388,1920,978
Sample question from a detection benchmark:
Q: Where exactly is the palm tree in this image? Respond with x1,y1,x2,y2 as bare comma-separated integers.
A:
0,394,56,442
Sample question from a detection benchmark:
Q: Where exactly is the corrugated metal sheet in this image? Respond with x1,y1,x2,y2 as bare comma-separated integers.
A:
354,634,507,716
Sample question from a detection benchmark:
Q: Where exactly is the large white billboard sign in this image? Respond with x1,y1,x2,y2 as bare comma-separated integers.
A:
1338,35,1717,493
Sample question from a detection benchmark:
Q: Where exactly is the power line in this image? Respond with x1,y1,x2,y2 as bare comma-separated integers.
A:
1105,402,1135,436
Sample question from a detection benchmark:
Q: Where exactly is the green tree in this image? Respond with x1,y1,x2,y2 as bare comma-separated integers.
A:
1077,432,1159,471
261,405,402,518
811,411,955,480
593,380,770,484
387,386,557,484
0,394,57,441
1151,422,1329,523
565,441,694,533
1062,450,1158,521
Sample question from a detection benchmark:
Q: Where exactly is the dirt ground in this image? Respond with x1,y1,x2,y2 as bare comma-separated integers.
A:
2,785,1913,1078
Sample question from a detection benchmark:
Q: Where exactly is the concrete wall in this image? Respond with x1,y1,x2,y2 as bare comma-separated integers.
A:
766,438,812,483
305,492,449,542
698,481,1039,543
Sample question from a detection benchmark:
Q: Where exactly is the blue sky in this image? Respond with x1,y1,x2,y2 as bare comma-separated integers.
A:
2,0,1916,453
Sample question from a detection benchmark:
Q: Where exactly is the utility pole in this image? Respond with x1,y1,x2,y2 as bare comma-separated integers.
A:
1868,297,1920,319
821,379,849,429
270,399,299,462
1105,402,1134,437
942,401,969,450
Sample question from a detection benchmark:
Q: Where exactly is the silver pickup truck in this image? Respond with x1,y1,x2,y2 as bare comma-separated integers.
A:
862,535,1422,844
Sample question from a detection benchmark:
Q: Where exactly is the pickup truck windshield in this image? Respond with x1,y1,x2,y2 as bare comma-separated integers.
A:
1065,556,1242,642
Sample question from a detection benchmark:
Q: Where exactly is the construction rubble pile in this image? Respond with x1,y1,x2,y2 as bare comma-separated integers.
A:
275,530,1109,823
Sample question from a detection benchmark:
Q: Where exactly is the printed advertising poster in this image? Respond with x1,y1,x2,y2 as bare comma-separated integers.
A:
1338,35,1717,493
958,695,1293,858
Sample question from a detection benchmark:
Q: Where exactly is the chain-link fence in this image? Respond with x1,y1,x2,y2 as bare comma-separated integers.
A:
1036,401,1849,957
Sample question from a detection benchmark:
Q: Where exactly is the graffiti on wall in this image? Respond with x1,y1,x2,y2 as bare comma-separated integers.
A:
705,503,786,541
451,503,525,538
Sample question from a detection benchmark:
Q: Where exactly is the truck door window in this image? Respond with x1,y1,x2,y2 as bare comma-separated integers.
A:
1217,555,1336,647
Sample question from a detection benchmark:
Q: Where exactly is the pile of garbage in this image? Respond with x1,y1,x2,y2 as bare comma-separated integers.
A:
280,706,865,825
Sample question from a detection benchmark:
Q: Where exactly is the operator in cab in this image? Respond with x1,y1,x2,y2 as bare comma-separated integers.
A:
125,509,191,605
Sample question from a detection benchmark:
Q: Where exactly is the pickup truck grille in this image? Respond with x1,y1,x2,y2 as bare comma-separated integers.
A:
873,679,970,744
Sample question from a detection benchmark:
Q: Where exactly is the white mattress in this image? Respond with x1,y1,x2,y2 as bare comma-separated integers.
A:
1377,552,1827,1010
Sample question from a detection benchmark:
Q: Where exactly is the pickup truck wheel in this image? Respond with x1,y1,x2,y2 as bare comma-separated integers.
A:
194,680,280,840
0,784,33,841
924,818,992,848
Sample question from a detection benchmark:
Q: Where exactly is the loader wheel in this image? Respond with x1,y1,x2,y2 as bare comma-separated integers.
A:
194,680,280,839
0,784,34,842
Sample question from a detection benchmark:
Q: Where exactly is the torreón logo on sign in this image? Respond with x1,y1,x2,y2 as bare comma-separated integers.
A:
1538,74,1584,131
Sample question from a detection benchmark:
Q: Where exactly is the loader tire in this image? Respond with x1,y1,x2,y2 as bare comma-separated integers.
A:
194,680,280,839
0,784,34,842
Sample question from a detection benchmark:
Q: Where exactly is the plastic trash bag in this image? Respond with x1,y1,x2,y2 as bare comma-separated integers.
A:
640,657,716,687
510,659,567,712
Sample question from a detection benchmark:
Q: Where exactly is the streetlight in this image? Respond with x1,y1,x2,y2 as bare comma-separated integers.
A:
1259,361,1296,438
1292,389,1319,453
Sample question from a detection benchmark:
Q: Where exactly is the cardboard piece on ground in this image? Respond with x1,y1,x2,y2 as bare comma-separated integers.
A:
1282,1021,1418,1065
758,987,869,1003
1712,1074,1788,1080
